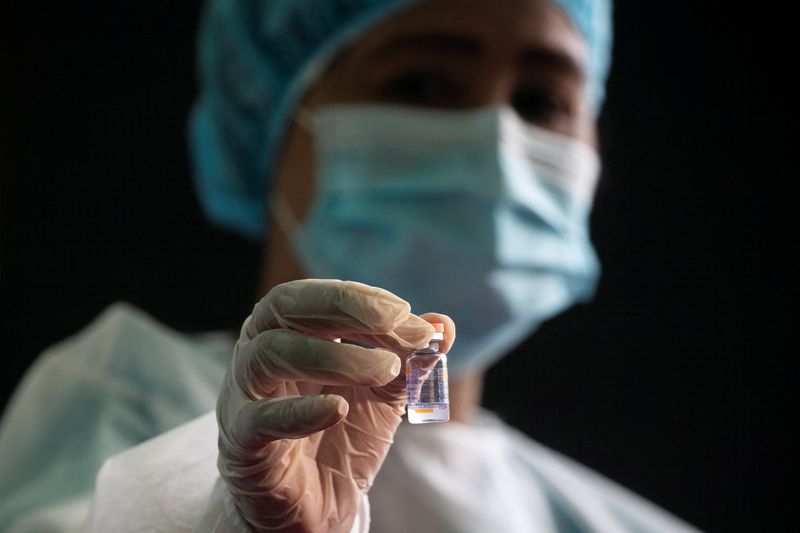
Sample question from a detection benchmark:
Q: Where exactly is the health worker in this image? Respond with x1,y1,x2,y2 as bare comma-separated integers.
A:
0,0,701,532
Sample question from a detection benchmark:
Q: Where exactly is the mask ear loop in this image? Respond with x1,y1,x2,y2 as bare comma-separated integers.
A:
291,107,316,134
268,106,318,238
269,194,300,240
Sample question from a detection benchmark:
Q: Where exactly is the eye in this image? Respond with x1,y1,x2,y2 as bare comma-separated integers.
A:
511,87,572,125
378,70,462,107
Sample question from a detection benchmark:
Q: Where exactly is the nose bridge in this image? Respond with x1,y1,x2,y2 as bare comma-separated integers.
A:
471,53,517,109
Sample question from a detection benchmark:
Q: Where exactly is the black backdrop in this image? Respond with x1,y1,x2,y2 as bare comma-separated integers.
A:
0,2,791,532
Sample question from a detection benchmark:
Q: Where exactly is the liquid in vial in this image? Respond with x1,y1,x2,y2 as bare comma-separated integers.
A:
406,322,449,424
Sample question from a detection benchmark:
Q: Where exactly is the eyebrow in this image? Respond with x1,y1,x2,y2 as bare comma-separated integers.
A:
369,31,585,78
519,48,585,79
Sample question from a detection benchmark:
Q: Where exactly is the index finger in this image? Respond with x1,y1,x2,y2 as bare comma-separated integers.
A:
247,279,412,339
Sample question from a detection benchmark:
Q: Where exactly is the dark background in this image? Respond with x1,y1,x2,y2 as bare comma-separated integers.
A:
1,2,792,532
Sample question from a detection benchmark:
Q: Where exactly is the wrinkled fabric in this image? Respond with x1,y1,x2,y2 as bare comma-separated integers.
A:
371,411,701,533
190,0,612,239
216,279,434,531
0,303,697,532
285,105,600,375
0,302,370,533
83,411,370,532
86,410,698,533
0,302,229,533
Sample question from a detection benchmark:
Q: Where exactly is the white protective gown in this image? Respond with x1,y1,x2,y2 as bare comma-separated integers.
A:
0,303,699,532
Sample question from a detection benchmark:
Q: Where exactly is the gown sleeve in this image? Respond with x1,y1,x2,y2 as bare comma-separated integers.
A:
0,302,227,532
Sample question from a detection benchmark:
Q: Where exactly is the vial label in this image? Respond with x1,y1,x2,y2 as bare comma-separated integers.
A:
406,356,450,424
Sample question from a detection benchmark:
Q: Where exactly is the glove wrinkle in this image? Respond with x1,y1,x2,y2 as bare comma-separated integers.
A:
216,279,450,532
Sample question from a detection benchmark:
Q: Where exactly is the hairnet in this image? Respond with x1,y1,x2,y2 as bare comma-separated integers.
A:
189,0,613,240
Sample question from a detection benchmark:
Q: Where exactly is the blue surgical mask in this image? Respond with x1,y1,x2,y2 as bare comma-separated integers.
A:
274,104,601,376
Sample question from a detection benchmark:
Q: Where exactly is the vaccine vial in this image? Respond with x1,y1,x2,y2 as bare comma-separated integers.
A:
406,322,449,424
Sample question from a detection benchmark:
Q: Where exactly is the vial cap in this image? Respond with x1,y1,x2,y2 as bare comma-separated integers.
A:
431,322,445,341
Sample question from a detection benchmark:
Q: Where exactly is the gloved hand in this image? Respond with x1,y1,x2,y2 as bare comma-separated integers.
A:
216,279,455,532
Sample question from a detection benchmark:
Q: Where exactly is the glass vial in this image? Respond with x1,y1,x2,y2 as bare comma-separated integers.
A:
406,322,449,424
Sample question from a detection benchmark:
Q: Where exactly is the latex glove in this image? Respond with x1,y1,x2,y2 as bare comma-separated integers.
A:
217,279,455,533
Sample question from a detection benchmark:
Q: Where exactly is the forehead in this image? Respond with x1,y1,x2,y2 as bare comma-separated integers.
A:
345,0,587,73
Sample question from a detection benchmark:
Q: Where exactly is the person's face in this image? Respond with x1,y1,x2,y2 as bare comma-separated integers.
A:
266,0,596,283
307,0,593,138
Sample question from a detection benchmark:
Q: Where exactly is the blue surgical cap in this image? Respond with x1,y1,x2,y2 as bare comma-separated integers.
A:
190,0,613,240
